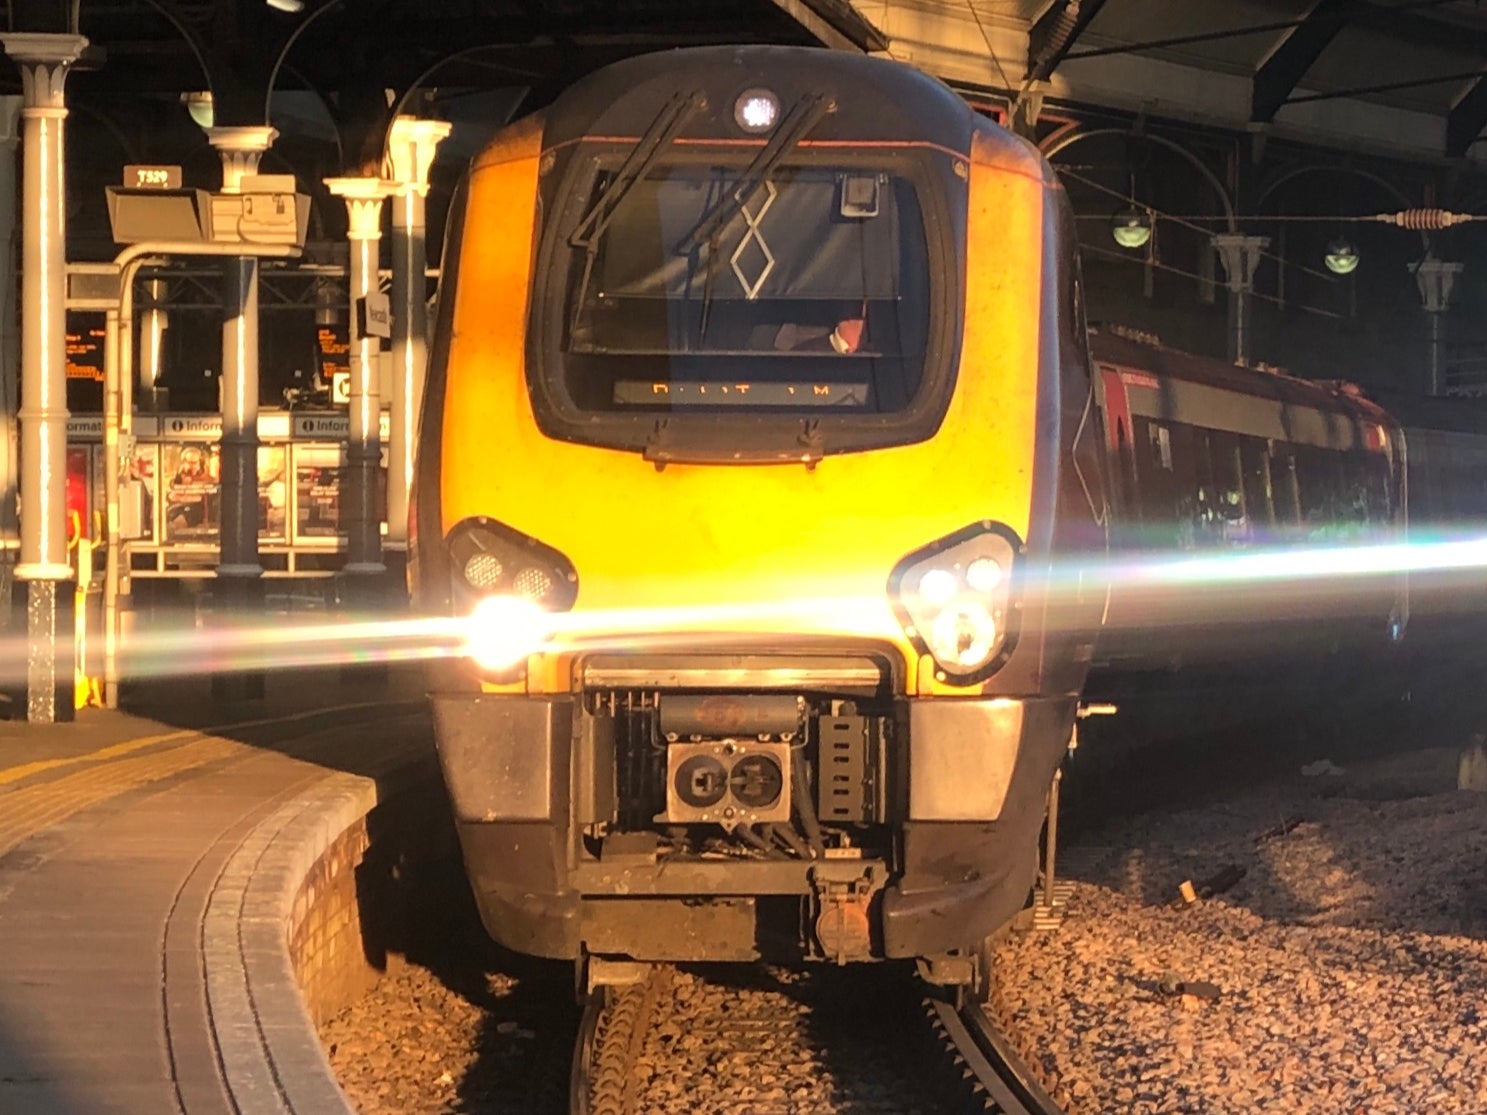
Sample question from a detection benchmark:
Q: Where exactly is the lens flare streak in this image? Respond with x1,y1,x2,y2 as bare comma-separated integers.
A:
5,534,1487,687
1097,534,1487,589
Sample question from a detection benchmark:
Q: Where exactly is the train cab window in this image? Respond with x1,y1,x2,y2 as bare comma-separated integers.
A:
519,132,975,469
558,163,931,414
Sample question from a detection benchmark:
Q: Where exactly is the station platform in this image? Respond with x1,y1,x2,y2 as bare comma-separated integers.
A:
0,667,436,1115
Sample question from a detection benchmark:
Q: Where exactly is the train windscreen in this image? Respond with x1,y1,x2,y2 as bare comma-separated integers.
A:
551,159,933,416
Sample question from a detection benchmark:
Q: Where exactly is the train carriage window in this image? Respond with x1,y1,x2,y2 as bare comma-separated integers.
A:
1295,447,1339,537
1434,435,1459,521
1164,422,1202,550
1207,431,1252,546
1240,437,1275,537
1192,431,1224,546
1294,447,1385,541
1271,445,1303,529
1359,451,1392,525
1449,435,1487,519
1131,418,1185,548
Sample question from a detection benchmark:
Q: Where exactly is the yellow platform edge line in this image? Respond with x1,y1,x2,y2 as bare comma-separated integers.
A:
0,728,199,788
0,699,405,790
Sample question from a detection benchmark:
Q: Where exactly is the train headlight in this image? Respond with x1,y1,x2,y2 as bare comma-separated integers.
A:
916,567,958,607
446,517,579,673
929,602,998,669
889,522,1020,684
464,595,553,672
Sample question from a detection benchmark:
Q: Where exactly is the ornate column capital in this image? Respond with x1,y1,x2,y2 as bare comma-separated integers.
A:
1211,233,1270,292
205,125,279,191
1411,258,1464,314
386,116,453,198
0,33,88,112
325,176,396,240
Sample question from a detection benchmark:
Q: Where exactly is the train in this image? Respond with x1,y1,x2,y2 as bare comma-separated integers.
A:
411,44,1487,994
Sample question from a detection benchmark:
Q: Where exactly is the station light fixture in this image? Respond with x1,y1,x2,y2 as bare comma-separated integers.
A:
181,91,214,130
265,0,305,10
1324,237,1360,275
1110,204,1153,249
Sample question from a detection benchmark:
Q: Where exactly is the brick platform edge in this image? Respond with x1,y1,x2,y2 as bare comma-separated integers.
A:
203,762,428,1115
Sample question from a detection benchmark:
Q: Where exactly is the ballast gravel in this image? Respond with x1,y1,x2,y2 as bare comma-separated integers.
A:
994,744,1487,1115
321,743,1487,1114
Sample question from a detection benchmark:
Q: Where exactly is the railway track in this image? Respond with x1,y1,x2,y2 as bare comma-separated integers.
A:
569,964,1066,1115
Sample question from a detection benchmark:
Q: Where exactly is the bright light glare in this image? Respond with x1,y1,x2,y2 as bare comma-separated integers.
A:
929,602,997,668
1113,537,1487,587
464,595,551,672
965,557,1003,593
28,533,1487,694
917,568,959,607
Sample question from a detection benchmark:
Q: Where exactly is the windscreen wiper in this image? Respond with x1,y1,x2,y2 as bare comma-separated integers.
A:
569,89,705,252
568,89,704,339
679,93,833,253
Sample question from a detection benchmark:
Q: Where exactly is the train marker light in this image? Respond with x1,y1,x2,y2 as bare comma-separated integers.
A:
462,552,503,589
735,88,780,133
446,517,579,611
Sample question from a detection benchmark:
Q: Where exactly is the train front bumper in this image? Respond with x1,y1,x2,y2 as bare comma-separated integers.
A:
430,688,1076,962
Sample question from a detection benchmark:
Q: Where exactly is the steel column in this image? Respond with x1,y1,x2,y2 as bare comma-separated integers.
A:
101,242,298,709
1413,258,1463,396
325,177,394,603
206,126,276,586
1212,234,1269,367
0,98,21,580
1,33,86,723
385,116,450,593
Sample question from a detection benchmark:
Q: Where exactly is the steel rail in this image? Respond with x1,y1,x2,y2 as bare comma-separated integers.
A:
568,999,603,1115
928,997,1068,1115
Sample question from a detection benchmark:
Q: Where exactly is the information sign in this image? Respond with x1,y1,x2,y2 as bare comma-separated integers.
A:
317,324,350,382
356,292,392,340
65,312,106,382
122,164,183,190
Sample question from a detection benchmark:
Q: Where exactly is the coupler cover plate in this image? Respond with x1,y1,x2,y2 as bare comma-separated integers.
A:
664,741,792,829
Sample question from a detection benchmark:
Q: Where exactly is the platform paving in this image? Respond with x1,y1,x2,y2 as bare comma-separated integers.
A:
0,669,434,1115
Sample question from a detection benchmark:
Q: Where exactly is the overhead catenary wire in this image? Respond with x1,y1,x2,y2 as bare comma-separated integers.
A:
1058,167,1335,284
1080,242,1345,319
965,0,1015,95
1055,167,1482,286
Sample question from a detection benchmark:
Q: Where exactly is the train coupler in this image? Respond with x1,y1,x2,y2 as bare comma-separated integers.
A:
810,861,884,964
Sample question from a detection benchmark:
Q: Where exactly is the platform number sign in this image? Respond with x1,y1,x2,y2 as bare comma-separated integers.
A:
123,165,183,190
331,371,351,405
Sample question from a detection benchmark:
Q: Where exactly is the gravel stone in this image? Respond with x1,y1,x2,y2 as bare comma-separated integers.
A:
318,743,1487,1114
993,744,1487,1115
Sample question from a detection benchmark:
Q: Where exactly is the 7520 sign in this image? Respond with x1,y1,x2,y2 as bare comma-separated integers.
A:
122,164,183,190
